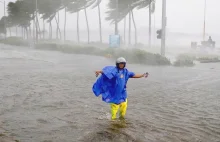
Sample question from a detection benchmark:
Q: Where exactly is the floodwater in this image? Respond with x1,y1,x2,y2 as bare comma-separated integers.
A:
0,44,220,142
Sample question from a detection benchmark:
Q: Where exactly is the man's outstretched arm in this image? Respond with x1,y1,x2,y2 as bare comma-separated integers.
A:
131,73,148,78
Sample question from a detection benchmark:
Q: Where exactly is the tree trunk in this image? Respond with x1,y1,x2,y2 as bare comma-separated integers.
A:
49,21,52,39
84,8,90,44
16,26,17,36
55,14,62,40
21,27,23,39
149,0,152,48
131,10,137,46
77,12,80,43
36,14,41,39
26,27,29,39
23,28,25,39
29,26,31,39
35,16,38,42
128,9,131,45
124,17,126,45
9,28,11,37
97,3,102,43
33,18,35,41
64,7,67,41
56,15,58,39
24,28,26,39
4,25,7,38
49,22,51,39
43,19,45,39
153,9,155,46
58,11,61,39
51,22,53,39
38,20,41,39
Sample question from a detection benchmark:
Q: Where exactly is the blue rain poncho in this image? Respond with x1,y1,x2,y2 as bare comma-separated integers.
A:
92,66,135,104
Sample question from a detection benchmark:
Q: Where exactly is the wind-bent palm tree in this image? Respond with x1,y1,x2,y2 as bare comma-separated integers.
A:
21,0,38,40
0,16,7,35
5,0,156,45
133,0,155,46
67,0,92,44
7,1,32,39
67,1,81,43
55,11,62,40
84,5,90,44
64,7,67,40
106,0,138,45
123,17,127,45
106,0,155,45
90,0,102,43
6,0,62,41
38,0,62,40
61,0,72,41
53,0,62,40
135,0,155,47
83,0,102,44
131,10,137,45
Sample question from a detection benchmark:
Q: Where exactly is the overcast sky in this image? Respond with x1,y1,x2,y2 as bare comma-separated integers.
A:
0,0,219,35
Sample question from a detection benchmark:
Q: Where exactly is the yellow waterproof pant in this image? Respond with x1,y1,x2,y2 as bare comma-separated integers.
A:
110,99,127,120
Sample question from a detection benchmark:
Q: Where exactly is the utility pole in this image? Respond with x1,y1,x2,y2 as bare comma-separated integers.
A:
203,0,206,41
149,0,151,48
4,0,6,39
3,1,5,20
0,0,6,38
35,0,38,43
129,7,131,45
161,0,166,56
115,0,118,35
124,17,126,45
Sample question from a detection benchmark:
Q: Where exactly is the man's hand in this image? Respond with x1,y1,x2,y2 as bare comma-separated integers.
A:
144,72,149,78
95,70,102,77
132,72,149,78
140,72,149,78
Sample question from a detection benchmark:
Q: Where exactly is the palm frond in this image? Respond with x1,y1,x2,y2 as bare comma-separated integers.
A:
91,0,102,9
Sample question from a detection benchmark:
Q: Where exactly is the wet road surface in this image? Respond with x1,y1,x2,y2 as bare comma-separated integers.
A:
0,44,220,142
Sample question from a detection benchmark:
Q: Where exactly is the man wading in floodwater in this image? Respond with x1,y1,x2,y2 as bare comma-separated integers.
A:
92,57,149,120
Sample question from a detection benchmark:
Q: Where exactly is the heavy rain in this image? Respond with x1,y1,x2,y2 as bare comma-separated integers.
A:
0,0,220,142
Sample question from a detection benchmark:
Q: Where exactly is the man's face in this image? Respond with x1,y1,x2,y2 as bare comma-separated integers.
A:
119,63,125,69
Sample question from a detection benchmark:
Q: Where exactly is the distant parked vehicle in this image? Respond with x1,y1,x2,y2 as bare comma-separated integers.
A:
191,36,215,49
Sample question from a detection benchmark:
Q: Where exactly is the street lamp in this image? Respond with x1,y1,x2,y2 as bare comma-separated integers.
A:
115,0,118,35
0,1,5,18
203,0,206,41
35,0,38,42
149,0,152,48
161,0,166,56
0,0,6,38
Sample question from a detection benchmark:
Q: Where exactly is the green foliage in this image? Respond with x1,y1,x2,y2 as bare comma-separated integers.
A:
0,36,29,46
173,59,195,67
0,17,6,34
1,0,156,35
0,37,171,66
1,0,157,30
197,57,218,61
35,42,171,66
177,53,220,62
0,133,5,137
106,0,155,23
37,0,62,22
7,1,32,28
176,54,196,61
197,57,220,63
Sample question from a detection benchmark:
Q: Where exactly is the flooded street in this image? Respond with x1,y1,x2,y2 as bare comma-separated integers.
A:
0,44,220,142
